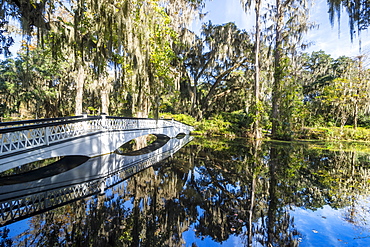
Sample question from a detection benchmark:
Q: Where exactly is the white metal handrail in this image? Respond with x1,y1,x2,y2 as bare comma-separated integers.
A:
0,115,193,156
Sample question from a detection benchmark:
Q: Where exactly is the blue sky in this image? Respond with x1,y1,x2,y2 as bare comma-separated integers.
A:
192,0,370,59
6,0,369,59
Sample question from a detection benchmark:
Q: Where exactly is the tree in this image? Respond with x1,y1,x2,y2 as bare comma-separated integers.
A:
240,0,263,139
327,0,370,42
319,62,370,129
1,0,204,118
180,22,254,120
241,0,313,140
0,20,14,56
301,52,370,129
268,0,313,140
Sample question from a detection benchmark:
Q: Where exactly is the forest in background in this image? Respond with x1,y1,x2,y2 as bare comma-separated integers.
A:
1,0,370,140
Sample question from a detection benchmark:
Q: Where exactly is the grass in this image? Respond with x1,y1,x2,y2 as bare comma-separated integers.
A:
297,126,370,142
163,112,370,143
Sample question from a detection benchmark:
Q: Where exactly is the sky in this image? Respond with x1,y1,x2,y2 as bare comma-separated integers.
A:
6,0,369,59
192,0,370,59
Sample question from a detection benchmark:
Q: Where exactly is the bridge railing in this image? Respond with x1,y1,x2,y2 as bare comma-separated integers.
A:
0,116,83,129
0,115,193,157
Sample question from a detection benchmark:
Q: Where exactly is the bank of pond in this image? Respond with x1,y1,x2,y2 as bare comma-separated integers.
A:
163,113,370,142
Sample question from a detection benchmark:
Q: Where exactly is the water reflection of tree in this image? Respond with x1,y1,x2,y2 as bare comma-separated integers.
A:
262,142,302,246
183,139,303,246
185,139,370,246
7,138,370,246
307,148,370,230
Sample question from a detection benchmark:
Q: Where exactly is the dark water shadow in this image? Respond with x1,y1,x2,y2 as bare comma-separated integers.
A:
115,134,170,156
0,155,90,186
175,133,186,139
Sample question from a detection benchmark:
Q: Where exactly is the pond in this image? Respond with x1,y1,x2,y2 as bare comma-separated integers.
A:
0,136,370,246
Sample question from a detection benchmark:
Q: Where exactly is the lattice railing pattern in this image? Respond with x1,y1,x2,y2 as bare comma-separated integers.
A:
0,121,99,154
0,180,102,226
0,116,193,156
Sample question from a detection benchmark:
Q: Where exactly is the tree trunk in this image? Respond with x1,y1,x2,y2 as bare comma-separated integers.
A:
101,76,109,115
75,64,85,116
253,0,262,139
267,146,279,244
248,175,256,246
354,101,358,129
135,98,151,118
271,0,283,139
247,139,261,246
200,58,247,118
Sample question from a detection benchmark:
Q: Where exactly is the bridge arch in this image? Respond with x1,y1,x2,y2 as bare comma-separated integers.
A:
0,115,194,172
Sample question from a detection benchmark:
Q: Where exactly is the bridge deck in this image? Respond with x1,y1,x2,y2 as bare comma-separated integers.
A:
0,115,194,171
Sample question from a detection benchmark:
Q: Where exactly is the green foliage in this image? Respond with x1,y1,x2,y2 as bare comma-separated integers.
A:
179,21,253,119
87,106,98,115
358,114,370,128
162,111,250,137
197,115,234,136
0,46,74,118
303,53,370,129
297,126,370,141
160,113,196,126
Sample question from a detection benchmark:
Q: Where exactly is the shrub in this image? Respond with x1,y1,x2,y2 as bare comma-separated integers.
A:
296,126,370,141
358,114,370,128
159,112,250,137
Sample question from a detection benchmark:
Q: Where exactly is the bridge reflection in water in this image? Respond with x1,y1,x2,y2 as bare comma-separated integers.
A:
0,133,193,227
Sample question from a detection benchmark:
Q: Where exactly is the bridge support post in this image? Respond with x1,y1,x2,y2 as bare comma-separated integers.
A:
44,127,50,146
101,113,107,129
99,180,106,195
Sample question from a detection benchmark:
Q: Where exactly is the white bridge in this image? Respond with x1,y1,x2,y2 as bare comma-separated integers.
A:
0,115,194,172
0,115,194,226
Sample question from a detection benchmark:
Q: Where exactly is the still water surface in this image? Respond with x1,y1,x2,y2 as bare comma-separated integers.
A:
0,137,370,246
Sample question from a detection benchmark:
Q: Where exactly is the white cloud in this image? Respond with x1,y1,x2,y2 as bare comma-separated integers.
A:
195,0,370,58
304,0,367,58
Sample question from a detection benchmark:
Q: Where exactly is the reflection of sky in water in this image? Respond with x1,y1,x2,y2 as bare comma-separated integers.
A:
181,200,370,246
3,182,370,246
182,205,242,246
3,218,29,242
182,226,244,247
290,197,370,246
181,196,370,246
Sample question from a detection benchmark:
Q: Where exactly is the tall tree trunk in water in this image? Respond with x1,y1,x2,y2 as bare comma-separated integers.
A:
247,175,256,246
267,146,279,245
247,139,261,246
253,0,262,139
271,0,283,139
75,64,85,116
101,76,109,115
